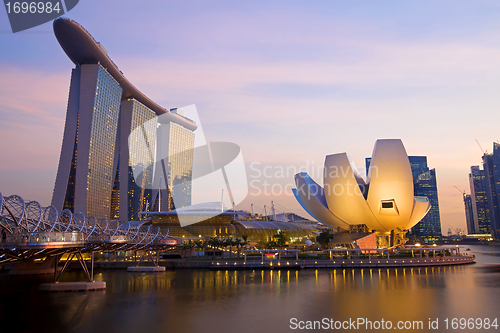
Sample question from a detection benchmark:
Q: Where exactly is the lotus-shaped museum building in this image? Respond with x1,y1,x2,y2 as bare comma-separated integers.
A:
293,139,431,247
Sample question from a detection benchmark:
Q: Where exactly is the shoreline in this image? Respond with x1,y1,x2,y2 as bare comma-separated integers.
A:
35,254,474,271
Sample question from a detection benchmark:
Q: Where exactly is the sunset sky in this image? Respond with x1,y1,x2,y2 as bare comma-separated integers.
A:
1,1,500,234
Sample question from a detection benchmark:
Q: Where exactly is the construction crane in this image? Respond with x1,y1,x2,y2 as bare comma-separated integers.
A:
454,186,466,196
475,139,487,155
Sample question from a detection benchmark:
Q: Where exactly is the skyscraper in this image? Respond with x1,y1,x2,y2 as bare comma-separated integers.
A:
463,194,476,234
52,64,123,219
51,18,196,221
365,155,442,241
469,166,491,235
478,142,500,238
489,143,500,238
412,167,441,241
118,99,157,220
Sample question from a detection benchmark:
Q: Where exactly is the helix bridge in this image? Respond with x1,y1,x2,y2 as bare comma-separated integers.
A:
0,191,178,267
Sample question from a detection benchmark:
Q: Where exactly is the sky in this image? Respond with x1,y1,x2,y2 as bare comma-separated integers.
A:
1,0,500,234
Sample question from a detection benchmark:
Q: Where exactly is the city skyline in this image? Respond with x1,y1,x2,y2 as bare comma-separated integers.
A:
2,1,500,233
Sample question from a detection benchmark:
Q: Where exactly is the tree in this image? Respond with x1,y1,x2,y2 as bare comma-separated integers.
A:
274,230,287,247
182,239,196,258
194,240,203,258
223,237,233,258
232,238,241,257
316,230,334,249
240,235,249,251
236,235,250,258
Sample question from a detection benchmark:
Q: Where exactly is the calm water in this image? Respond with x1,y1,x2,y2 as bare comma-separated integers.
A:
1,245,499,333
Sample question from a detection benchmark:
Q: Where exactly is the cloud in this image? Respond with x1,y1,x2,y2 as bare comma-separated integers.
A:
0,65,67,170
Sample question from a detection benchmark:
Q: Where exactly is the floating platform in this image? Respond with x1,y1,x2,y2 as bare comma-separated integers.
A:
39,281,106,292
127,266,165,272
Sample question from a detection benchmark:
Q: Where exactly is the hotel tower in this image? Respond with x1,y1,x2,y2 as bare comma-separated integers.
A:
51,18,196,221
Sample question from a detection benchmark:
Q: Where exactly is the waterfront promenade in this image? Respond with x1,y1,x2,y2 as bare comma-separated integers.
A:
48,246,473,271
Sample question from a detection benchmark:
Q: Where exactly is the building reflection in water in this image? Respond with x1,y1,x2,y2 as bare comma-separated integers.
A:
9,248,499,333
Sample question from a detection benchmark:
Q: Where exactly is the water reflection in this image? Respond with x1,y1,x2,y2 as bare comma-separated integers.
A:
0,245,499,333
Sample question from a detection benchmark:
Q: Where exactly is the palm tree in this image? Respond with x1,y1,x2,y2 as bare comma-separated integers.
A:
224,237,233,258
240,235,249,254
194,240,203,258
183,239,195,258
232,238,241,258
208,237,216,250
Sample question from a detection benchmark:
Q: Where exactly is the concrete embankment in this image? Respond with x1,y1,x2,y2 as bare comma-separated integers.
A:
87,255,476,270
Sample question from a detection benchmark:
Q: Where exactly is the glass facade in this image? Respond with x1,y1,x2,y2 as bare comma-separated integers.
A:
110,157,120,219
476,142,500,239
166,122,195,210
63,135,78,211
59,64,123,219
408,156,429,180
469,166,490,234
85,65,123,218
150,214,314,244
413,168,441,242
482,154,499,237
127,100,157,220
55,64,196,221
491,143,500,238
464,194,475,234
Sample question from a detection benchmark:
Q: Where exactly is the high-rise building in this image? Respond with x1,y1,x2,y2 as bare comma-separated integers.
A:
118,99,157,221
490,143,500,238
365,155,442,241
51,18,196,221
412,168,441,241
463,194,476,234
52,64,123,219
478,142,500,239
469,166,491,235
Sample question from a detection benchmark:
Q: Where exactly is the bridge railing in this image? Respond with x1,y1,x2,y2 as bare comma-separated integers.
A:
0,191,167,247
0,231,85,245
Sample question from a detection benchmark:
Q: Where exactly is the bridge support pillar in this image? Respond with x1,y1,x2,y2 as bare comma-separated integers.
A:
40,251,106,292
127,250,165,272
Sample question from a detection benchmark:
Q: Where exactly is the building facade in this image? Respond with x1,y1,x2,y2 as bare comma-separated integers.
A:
481,143,500,239
294,139,431,248
51,18,196,221
462,143,500,239
463,194,476,234
365,155,442,242
469,166,491,234
52,64,123,219
118,99,157,220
